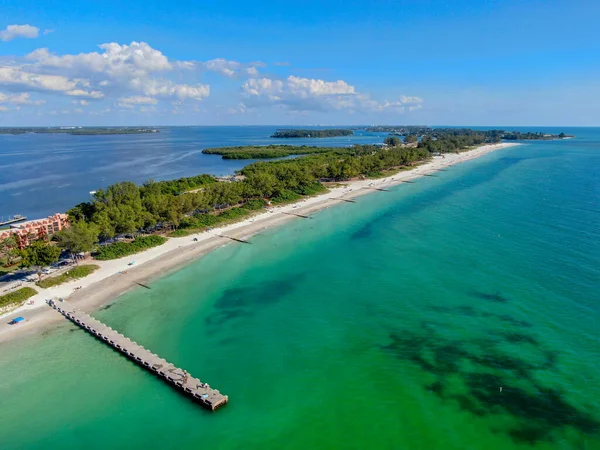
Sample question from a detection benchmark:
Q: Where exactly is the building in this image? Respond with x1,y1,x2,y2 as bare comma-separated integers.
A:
0,213,69,248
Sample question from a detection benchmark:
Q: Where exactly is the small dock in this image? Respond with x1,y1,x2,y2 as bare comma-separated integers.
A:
217,234,251,244
47,299,228,411
281,211,312,219
329,198,356,203
363,187,390,192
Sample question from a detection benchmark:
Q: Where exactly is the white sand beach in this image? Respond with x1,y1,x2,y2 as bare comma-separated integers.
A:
0,142,520,344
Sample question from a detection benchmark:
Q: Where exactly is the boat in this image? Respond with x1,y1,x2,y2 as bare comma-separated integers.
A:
9,317,25,325
0,215,27,227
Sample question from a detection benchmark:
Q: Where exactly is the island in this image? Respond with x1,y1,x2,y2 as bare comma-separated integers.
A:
0,127,159,135
271,129,354,138
201,145,352,159
360,126,432,135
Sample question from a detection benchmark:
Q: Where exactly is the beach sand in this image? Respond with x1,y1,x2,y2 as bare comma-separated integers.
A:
0,142,519,344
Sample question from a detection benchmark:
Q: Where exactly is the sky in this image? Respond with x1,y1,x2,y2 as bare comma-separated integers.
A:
0,0,599,126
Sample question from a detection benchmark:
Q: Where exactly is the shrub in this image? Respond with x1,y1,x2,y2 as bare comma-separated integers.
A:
169,229,190,237
0,287,37,309
95,236,166,260
242,199,267,210
36,265,100,288
271,190,302,204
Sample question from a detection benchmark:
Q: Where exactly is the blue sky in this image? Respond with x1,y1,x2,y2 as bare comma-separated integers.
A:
0,0,598,126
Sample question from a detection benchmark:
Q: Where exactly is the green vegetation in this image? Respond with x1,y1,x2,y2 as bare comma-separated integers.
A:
363,126,432,134
404,134,418,144
202,145,351,159
0,264,19,277
361,126,572,141
0,235,19,268
147,174,216,195
0,287,37,309
19,241,61,280
61,137,479,246
94,235,166,260
384,136,401,146
498,131,573,140
0,127,159,135
55,221,100,257
271,129,353,138
176,199,268,234
36,265,100,289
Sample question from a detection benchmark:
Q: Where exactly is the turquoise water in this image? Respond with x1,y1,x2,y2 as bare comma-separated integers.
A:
1,135,599,449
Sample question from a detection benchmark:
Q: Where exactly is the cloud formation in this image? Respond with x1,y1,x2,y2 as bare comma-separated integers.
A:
0,41,211,108
0,38,422,120
0,92,45,105
241,75,422,113
0,24,40,42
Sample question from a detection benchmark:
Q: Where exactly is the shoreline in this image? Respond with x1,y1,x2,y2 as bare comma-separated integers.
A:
0,142,520,344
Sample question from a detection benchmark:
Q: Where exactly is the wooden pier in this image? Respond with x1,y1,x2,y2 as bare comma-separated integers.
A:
217,234,251,244
329,198,356,203
281,211,312,219
47,299,228,411
363,187,390,192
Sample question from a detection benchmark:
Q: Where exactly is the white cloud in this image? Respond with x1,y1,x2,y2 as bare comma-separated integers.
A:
66,89,105,98
23,41,210,103
0,92,45,105
26,42,172,78
72,99,89,106
0,66,80,92
199,58,264,78
131,77,210,100
381,96,424,111
244,67,259,77
242,75,422,113
0,105,8,111
118,95,158,108
0,24,40,42
204,58,238,77
119,95,157,105
227,103,248,114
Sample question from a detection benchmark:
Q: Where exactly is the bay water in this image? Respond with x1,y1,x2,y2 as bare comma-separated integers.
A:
0,131,599,449
0,126,388,219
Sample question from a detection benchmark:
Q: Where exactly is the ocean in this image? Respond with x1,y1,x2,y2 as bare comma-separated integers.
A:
0,128,599,449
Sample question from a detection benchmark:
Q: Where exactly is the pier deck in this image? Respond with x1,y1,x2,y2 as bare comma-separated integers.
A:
47,299,228,411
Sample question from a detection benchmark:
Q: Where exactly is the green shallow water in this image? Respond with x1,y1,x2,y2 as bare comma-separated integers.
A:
1,133,599,449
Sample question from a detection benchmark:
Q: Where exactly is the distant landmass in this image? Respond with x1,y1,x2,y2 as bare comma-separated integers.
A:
271,129,353,138
360,126,432,134
202,145,352,159
0,127,159,135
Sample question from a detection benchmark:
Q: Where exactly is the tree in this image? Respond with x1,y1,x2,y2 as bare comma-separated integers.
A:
404,134,418,144
0,235,19,267
384,136,401,147
55,221,100,261
19,241,61,280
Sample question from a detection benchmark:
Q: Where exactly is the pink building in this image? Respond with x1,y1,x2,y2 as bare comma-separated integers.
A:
0,213,69,248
